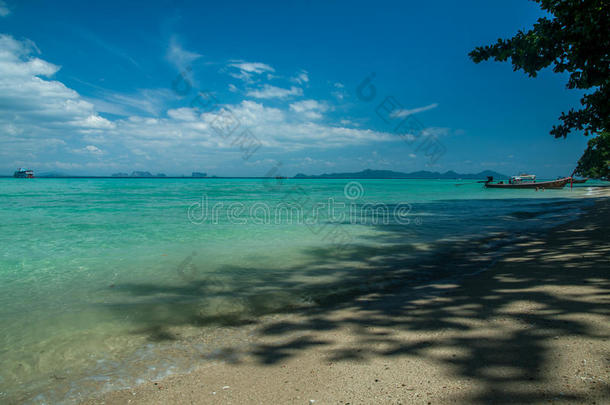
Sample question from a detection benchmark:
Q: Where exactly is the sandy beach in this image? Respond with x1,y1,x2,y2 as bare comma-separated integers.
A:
82,192,610,405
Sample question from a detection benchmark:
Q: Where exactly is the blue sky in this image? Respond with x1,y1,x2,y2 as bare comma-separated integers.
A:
0,0,590,177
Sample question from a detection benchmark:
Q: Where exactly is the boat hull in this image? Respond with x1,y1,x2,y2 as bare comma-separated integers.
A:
485,178,570,189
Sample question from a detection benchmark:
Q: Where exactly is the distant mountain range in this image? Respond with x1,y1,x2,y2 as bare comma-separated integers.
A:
293,169,508,179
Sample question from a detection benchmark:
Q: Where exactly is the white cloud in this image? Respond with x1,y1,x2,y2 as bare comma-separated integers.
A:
0,35,121,171
72,115,115,129
339,119,357,126
71,145,103,155
229,61,274,74
422,127,451,137
0,35,405,174
97,100,394,156
290,156,336,168
227,61,274,82
85,145,102,154
167,37,202,71
167,107,198,121
332,83,346,101
292,70,309,84
90,88,177,116
390,103,438,118
246,84,303,99
0,1,10,17
289,99,328,120
0,35,115,137
289,99,325,113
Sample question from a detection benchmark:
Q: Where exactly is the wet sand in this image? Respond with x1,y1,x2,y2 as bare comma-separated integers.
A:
85,195,610,404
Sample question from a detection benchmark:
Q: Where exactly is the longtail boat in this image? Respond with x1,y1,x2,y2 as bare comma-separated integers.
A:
484,174,570,189
570,178,588,184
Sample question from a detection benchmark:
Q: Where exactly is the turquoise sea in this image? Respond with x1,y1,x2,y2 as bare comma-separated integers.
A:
0,178,603,403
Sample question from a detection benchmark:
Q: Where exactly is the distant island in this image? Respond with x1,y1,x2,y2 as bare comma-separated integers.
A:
111,171,167,178
6,168,509,179
293,169,509,179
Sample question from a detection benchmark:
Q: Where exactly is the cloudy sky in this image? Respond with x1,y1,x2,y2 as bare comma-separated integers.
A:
0,0,590,177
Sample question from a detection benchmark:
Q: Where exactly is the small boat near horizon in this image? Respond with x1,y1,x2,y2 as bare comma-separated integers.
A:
485,174,570,189
13,168,34,178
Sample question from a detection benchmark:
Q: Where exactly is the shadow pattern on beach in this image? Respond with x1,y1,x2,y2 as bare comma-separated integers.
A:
106,197,610,404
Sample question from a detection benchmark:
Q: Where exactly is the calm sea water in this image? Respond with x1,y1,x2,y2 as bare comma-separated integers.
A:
0,178,602,403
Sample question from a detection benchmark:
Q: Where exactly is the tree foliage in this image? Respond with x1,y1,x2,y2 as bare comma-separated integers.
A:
575,131,610,178
469,0,609,138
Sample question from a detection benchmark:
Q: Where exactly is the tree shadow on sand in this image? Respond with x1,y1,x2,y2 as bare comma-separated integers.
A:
105,197,610,404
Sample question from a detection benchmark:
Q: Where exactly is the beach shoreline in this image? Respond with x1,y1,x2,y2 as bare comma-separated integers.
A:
83,192,610,405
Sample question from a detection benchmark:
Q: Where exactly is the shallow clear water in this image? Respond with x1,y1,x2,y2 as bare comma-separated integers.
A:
0,178,602,403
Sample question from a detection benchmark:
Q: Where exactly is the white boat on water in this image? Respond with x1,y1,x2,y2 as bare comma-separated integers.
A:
13,168,34,178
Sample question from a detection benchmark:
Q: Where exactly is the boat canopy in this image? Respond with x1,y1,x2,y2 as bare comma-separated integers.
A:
511,174,536,182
